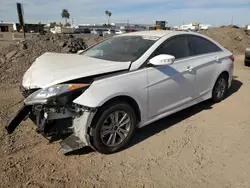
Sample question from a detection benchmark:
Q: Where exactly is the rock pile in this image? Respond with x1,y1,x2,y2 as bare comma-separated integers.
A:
0,33,104,85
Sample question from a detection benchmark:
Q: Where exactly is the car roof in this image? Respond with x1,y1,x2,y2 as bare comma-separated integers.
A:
121,30,178,37
120,30,204,38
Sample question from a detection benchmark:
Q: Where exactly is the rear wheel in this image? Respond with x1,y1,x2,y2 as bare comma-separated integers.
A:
245,59,250,66
245,48,250,66
211,74,228,103
91,102,136,154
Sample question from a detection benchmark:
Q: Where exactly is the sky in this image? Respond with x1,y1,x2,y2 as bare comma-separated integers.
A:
0,0,250,26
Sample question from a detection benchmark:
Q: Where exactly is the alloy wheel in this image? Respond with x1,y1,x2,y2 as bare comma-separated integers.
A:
214,77,227,99
100,110,131,147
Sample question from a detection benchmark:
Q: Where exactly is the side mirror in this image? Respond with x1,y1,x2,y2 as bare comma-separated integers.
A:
149,54,175,66
77,50,84,54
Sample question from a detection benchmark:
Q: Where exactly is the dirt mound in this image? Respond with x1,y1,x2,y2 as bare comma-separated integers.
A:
0,34,104,86
200,26,250,54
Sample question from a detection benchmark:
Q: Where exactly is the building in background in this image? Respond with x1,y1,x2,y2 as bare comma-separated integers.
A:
199,24,212,30
180,23,199,31
173,23,212,31
0,20,45,33
0,21,17,32
244,24,250,30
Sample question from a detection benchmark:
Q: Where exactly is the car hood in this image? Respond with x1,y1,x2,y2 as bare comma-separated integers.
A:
22,52,131,89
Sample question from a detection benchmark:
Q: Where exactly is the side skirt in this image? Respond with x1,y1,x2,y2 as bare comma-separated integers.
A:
138,92,211,128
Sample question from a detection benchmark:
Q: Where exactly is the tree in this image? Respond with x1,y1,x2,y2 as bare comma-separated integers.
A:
58,22,63,27
64,22,71,27
50,22,57,28
61,9,70,24
105,10,112,24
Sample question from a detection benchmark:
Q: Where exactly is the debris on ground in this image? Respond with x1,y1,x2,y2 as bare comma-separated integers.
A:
0,34,104,86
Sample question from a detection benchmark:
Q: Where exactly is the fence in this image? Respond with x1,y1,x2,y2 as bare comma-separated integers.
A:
12,33,24,40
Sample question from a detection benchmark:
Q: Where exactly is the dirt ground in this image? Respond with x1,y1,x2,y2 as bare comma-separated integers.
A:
0,41,14,49
0,55,249,187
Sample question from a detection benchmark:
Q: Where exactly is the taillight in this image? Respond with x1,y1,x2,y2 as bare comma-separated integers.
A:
229,55,235,62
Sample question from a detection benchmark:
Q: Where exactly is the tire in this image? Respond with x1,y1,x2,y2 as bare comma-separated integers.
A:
245,59,250,66
245,48,250,58
91,102,136,154
211,73,228,103
245,48,250,66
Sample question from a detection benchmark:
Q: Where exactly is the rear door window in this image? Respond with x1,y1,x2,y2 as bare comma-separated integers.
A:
155,35,191,59
187,35,222,56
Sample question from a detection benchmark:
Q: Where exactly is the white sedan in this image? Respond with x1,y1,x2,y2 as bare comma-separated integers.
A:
6,31,234,154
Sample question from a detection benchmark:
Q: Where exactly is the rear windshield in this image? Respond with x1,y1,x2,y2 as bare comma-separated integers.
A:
82,36,158,62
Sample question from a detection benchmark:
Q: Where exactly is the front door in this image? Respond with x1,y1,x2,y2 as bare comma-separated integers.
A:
147,35,196,119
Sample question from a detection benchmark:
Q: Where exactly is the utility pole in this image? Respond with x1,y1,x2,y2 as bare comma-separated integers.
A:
127,20,129,27
17,2,25,39
231,16,234,25
72,18,74,26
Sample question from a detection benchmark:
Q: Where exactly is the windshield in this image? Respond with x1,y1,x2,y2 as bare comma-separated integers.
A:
82,36,157,62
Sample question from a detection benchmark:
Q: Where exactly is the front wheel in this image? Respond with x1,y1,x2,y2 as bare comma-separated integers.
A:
211,74,228,103
91,102,136,154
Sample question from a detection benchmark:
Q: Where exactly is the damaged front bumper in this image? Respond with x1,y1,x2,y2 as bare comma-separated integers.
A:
6,105,32,134
6,88,97,154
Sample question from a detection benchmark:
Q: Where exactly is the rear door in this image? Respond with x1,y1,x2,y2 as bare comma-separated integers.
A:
187,35,223,98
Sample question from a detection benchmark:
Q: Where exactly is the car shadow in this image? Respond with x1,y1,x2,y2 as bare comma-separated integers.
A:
65,146,94,156
127,79,243,150
226,79,242,98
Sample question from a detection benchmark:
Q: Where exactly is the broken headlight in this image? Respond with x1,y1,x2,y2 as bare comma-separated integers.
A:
24,84,89,105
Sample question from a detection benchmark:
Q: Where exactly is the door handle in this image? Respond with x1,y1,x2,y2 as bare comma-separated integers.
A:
186,66,193,72
215,56,219,62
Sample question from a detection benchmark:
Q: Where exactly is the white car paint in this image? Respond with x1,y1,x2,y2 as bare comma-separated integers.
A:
72,31,233,128
149,54,175,65
22,52,130,88
22,30,234,146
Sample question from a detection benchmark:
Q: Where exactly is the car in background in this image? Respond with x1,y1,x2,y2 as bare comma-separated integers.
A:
74,28,82,34
83,28,91,34
6,31,234,155
101,29,109,35
91,29,103,36
102,29,116,35
74,28,91,34
115,29,124,34
109,29,116,34
125,29,137,33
